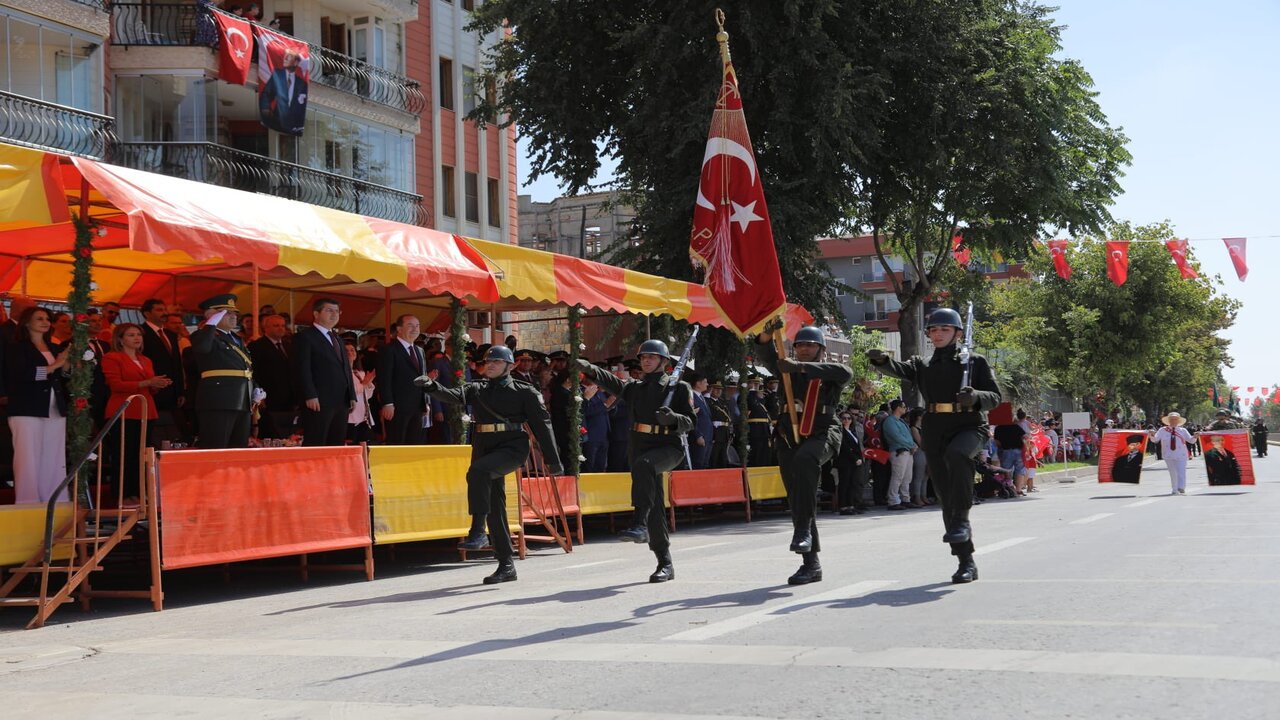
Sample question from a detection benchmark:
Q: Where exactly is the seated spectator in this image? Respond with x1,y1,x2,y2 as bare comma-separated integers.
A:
102,324,171,503
6,307,70,503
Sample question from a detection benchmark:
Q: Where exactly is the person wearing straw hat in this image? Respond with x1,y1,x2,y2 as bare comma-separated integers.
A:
1153,412,1195,495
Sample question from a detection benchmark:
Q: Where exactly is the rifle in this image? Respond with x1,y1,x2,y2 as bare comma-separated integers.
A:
959,301,975,388
664,326,700,470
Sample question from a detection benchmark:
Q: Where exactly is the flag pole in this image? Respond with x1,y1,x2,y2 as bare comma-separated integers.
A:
771,315,801,445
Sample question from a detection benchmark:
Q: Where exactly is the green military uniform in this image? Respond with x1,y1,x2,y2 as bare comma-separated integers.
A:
1252,420,1268,457
190,294,257,449
421,367,560,572
579,342,694,583
746,382,775,466
870,312,1002,583
709,387,734,469
755,330,852,583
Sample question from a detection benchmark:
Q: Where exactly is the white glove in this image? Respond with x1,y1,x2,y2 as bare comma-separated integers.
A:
252,388,267,404
207,310,227,327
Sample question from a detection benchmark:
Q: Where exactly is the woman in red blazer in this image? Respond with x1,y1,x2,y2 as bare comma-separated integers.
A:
102,323,172,503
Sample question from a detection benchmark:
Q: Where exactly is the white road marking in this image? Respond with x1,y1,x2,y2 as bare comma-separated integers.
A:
662,580,897,642
1070,513,1113,525
1123,498,1160,508
973,537,1035,556
680,542,732,552
1195,522,1275,526
1167,536,1280,539
982,579,1280,584
1127,554,1280,558
966,619,1218,630
552,559,624,571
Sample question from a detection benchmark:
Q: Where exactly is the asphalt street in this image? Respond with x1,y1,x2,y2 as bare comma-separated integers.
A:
2,449,1277,719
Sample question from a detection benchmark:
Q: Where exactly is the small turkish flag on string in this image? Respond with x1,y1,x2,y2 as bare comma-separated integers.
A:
1164,239,1198,279
1223,237,1248,281
1105,241,1129,286
1254,397,1263,407
1047,239,1072,279
1263,388,1271,397
952,236,972,266
1247,387,1255,393
214,12,253,85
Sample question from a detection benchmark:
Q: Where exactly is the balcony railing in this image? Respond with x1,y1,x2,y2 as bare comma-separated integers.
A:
70,0,109,9
110,4,425,115
0,90,115,159
114,142,427,225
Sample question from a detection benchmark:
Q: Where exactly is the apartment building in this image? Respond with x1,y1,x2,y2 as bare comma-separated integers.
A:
0,0,515,236
517,190,636,258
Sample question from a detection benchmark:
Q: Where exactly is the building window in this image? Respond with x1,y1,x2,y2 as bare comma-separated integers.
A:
0,11,104,113
486,177,501,227
462,65,477,114
485,76,497,107
851,257,862,265
439,57,454,110
462,0,475,10
442,165,456,218
834,278,846,297
464,171,480,223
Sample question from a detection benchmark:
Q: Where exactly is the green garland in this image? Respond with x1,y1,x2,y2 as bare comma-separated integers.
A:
449,296,468,444
67,216,95,497
566,305,583,476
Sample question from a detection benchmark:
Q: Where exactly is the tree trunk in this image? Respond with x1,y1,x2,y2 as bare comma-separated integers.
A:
896,295,922,405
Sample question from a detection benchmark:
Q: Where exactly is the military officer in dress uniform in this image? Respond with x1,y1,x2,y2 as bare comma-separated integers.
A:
415,345,562,585
190,294,260,449
867,308,1002,584
755,323,853,585
576,340,694,583
708,379,734,468
745,374,775,466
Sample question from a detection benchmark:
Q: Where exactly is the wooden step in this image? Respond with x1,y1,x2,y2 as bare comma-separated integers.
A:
12,565,102,573
0,597,75,606
55,535,134,544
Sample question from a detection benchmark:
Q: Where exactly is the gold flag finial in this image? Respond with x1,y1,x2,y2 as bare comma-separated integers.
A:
715,8,731,63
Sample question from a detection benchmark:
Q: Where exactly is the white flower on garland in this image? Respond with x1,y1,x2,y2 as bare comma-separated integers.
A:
82,349,96,362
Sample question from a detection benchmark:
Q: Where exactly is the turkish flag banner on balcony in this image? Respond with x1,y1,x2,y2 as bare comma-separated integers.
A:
688,43,786,337
1046,239,1072,279
254,26,310,136
1165,239,1197,279
1105,241,1129,286
1223,237,1248,280
213,12,253,85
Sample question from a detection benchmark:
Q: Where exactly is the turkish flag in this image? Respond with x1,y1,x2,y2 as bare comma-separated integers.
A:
688,46,786,336
862,448,890,465
1047,239,1071,279
1105,241,1129,286
1223,237,1248,281
952,236,971,266
213,12,253,85
1164,239,1197,279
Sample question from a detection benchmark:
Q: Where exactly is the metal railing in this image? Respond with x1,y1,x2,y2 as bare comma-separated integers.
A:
70,0,109,9
114,141,428,225
110,4,425,114
0,90,115,159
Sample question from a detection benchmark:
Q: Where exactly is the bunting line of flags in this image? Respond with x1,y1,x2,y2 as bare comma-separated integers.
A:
952,236,1255,286
1214,385,1279,409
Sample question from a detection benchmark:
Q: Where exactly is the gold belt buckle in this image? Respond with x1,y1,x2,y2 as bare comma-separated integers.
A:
930,403,956,413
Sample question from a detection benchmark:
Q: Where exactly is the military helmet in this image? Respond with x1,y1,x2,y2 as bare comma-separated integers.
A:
637,339,672,359
925,308,964,329
484,345,515,364
794,325,825,347
1215,408,1229,417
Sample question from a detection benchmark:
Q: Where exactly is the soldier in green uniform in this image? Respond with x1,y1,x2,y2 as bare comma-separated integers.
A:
189,294,260,449
867,308,1002,584
708,380,734,468
1207,408,1244,431
745,374,775,466
754,323,853,585
576,339,694,583
415,345,561,585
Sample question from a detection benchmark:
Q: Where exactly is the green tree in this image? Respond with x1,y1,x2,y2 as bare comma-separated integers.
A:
989,221,1239,420
849,1,1131,371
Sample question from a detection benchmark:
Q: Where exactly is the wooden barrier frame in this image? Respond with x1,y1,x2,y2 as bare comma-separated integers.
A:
667,468,751,530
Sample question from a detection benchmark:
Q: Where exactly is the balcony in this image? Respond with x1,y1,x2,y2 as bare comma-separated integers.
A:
0,90,115,160
114,142,427,225
110,4,425,116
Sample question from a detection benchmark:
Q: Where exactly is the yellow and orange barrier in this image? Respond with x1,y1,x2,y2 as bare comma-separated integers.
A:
746,465,786,501
0,503,74,567
667,469,751,528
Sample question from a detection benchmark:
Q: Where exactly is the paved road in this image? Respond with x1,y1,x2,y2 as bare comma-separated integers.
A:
3,452,1278,719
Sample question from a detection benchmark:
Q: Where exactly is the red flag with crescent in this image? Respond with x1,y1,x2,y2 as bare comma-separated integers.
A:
952,236,971,267
1165,239,1197,279
1047,239,1071,280
688,41,786,337
1105,241,1129,286
214,12,253,85
1223,237,1248,281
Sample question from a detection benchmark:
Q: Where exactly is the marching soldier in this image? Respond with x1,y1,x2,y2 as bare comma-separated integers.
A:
867,308,1002,584
754,323,853,585
746,374,775,466
1207,408,1243,431
190,294,260,449
1252,418,1269,457
576,340,694,583
415,345,562,585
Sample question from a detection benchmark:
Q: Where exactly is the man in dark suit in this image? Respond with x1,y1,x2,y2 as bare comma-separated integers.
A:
247,313,297,439
378,314,428,445
190,294,258,449
258,48,308,135
139,298,185,440
293,297,354,446
1110,433,1146,484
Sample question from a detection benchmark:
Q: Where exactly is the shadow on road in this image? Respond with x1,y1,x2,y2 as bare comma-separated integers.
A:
1089,495,1137,500
264,584,495,615
777,582,954,614
435,582,652,615
631,585,794,618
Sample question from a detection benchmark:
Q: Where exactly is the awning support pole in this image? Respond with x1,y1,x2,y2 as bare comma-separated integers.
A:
384,287,392,337
251,265,260,340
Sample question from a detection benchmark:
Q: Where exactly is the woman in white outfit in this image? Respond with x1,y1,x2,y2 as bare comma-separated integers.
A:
1152,412,1194,495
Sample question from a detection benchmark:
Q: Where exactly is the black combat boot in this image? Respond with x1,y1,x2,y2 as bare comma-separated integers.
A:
483,559,518,585
788,552,823,585
951,554,978,584
941,511,971,544
618,525,650,543
649,549,674,583
789,527,813,553
459,516,489,550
